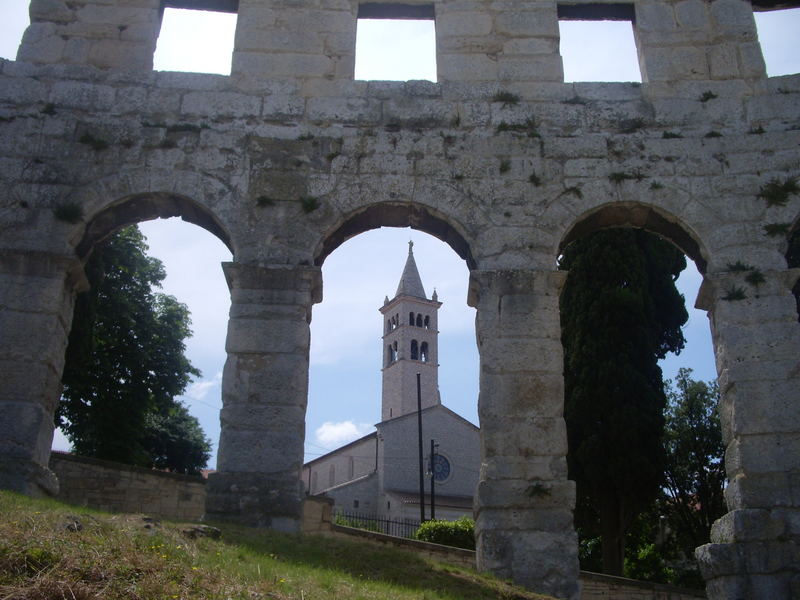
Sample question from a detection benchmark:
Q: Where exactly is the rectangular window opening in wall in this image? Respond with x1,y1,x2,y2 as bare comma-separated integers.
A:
558,4,641,83
154,5,237,75
355,3,436,82
753,7,800,77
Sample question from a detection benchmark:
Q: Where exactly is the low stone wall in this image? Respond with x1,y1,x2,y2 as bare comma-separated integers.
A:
311,505,706,600
49,451,206,521
330,523,478,570
580,571,706,600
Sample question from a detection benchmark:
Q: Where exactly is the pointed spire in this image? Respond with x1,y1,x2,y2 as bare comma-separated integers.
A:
395,240,427,299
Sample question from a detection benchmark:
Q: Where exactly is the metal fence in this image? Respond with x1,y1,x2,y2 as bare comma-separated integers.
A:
333,511,420,540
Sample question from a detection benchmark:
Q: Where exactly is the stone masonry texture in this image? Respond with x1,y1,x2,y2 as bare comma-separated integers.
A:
0,0,798,598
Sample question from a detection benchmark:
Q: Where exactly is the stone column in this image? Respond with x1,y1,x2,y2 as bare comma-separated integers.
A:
0,250,87,497
205,263,321,532
231,0,356,84
468,269,579,600
635,0,765,84
17,0,162,71
695,268,800,600
436,1,562,86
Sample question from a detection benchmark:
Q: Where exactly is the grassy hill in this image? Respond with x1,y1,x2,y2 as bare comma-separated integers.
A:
0,491,552,600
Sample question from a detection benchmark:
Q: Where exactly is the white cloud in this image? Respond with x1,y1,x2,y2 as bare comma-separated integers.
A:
315,421,374,449
186,372,222,401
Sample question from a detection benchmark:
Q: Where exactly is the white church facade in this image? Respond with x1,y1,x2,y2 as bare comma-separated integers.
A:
301,243,480,522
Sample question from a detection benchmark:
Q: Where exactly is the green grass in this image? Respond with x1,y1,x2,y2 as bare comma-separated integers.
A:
0,491,552,600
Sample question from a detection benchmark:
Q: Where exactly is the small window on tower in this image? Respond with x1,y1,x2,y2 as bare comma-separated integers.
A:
424,315,430,329
416,314,423,327
411,340,419,360
420,342,429,363
410,312,415,325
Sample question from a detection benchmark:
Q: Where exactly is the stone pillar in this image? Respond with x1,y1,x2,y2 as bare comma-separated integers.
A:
468,269,579,600
231,0,356,84
17,0,162,71
436,1,562,86
635,0,766,84
695,269,800,600
205,263,321,532
0,250,87,497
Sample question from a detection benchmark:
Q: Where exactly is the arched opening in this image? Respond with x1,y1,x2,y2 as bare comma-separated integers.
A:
420,342,429,363
304,225,479,523
76,192,234,261
424,315,430,329
558,212,720,587
313,203,476,269
54,196,232,481
559,202,708,274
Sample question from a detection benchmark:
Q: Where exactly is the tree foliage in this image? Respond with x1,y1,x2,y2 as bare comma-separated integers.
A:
662,368,726,561
58,226,210,474
559,228,688,575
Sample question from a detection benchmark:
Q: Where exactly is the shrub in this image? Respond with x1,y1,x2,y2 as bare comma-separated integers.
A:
414,517,475,550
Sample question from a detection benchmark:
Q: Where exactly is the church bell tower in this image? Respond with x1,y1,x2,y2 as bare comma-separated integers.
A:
379,241,442,421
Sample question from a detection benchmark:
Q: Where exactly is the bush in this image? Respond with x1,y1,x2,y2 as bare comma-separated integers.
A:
414,517,475,550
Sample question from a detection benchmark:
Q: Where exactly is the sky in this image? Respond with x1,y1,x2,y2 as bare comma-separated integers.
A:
0,1,797,466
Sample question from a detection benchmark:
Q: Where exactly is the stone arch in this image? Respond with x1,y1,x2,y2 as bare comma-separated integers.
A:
313,202,476,269
62,169,238,260
559,202,709,274
76,192,234,260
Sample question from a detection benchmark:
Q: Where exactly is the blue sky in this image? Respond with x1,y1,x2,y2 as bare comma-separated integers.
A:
1,2,797,465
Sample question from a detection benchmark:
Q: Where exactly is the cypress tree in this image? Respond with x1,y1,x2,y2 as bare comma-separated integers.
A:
559,228,688,575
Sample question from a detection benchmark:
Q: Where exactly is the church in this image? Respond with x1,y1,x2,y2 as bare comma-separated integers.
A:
301,242,480,522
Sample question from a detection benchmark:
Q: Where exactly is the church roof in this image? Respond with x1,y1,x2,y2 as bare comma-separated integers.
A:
394,241,427,300
377,403,479,431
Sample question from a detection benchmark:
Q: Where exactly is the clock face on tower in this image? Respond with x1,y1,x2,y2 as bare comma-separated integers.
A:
431,454,451,482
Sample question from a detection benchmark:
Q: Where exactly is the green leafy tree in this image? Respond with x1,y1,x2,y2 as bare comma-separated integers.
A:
662,369,726,577
559,228,688,575
58,226,209,473
788,229,799,321
143,403,211,474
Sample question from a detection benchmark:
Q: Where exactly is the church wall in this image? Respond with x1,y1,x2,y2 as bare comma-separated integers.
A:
302,435,376,495
379,408,480,503
322,472,380,515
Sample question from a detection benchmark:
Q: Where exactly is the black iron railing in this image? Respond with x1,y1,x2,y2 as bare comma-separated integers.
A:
333,511,420,540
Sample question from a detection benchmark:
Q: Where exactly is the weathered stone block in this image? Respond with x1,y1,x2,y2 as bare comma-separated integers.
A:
49,81,116,111
481,416,568,458
221,353,309,403
725,433,800,475
478,371,564,418
216,428,303,473
439,12,493,38
181,91,261,118
710,508,786,544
